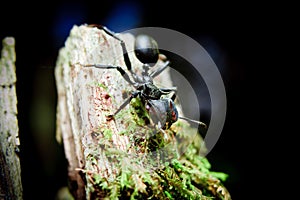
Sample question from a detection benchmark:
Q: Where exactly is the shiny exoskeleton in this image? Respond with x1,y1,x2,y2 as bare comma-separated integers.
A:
85,24,206,131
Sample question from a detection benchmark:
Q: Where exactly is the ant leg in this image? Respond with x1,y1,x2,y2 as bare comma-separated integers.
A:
106,96,132,120
156,121,168,138
85,64,136,86
160,87,177,95
150,60,171,78
170,92,207,129
89,24,132,72
179,116,207,129
107,91,140,120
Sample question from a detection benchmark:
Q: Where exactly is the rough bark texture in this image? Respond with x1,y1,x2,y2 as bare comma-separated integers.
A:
55,25,152,199
55,25,231,200
0,37,22,200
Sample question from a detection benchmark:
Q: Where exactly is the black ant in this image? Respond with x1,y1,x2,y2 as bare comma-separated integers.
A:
84,24,206,133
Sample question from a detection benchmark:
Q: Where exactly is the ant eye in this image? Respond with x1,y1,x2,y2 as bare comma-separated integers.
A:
134,34,159,66
168,100,178,122
171,111,177,121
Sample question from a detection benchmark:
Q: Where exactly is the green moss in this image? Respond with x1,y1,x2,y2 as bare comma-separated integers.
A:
103,128,113,139
96,82,108,90
129,97,150,126
84,96,231,200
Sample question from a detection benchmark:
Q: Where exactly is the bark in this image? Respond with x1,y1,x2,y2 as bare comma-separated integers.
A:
54,25,159,199
0,37,22,200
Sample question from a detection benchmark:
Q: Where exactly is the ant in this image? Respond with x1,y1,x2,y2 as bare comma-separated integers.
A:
84,24,206,134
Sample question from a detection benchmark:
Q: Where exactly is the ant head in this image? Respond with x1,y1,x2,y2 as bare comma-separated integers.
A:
134,34,159,67
146,99,178,129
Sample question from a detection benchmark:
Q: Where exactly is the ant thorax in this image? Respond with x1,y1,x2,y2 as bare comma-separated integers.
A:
132,63,153,84
136,83,162,100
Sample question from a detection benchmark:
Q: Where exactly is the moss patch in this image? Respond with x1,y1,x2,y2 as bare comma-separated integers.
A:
83,97,231,200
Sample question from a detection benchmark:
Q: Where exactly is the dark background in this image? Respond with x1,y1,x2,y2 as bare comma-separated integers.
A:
1,1,289,199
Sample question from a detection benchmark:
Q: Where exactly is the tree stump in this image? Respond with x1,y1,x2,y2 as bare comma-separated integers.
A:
55,24,231,200
0,37,22,200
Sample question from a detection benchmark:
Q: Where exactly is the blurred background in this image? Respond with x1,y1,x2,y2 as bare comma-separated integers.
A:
0,0,280,199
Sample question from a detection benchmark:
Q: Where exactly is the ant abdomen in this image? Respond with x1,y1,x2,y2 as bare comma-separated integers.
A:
134,34,159,66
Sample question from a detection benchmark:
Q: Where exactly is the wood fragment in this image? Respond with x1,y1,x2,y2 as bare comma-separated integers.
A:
0,37,22,200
